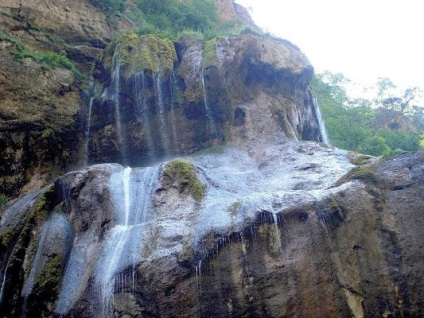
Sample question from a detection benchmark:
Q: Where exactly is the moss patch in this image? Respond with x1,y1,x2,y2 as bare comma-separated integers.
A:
99,33,177,78
336,166,377,186
163,160,205,201
202,38,218,68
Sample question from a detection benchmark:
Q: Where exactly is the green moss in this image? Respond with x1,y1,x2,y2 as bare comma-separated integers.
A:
336,166,377,186
35,254,63,292
0,30,84,80
202,38,218,68
100,33,177,78
348,152,373,166
41,129,53,139
270,105,296,139
163,160,205,201
0,194,7,207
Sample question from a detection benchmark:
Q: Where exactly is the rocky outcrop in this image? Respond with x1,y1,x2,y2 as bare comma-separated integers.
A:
89,31,321,165
0,0,132,196
0,50,81,196
1,1,423,317
1,142,423,317
373,107,417,132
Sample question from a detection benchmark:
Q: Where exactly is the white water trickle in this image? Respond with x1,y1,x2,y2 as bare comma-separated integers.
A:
155,73,171,157
111,49,128,163
195,260,202,291
200,71,218,135
133,72,156,161
123,167,131,225
95,165,159,317
0,189,43,304
0,255,13,304
271,211,282,253
169,71,179,155
23,212,72,299
312,96,330,145
83,96,93,166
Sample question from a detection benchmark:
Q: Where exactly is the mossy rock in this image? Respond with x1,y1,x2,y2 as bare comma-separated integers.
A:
163,159,205,201
336,166,377,186
202,38,218,68
99,33,177,78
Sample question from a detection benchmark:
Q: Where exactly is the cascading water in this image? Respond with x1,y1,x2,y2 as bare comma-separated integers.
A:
95,165,159,317
200,72,218,136
110,48,128,164
0,189,43,304
312,96,330,145
22,212,72,300
154,73,171,157
169,71,179,155
133,72,156,161
83,94,93,166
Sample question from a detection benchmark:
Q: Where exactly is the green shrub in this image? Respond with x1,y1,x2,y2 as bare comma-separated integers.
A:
89,0,125,16
177,30,204,43
0,194,7,207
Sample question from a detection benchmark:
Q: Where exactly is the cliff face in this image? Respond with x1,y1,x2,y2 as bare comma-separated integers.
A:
0,0,126,196
0,1,424,318
88,31,320,165
1,145,423,317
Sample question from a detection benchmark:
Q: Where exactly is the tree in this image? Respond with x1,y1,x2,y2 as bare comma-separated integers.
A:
312,71,423,156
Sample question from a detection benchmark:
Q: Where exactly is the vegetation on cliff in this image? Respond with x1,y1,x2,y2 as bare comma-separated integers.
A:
0,31,83,80
163,160,205,201
90,0,251,42
98,33,177,77
312,71,424,156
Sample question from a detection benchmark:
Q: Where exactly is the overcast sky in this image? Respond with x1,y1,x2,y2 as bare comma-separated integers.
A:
235,0,424,91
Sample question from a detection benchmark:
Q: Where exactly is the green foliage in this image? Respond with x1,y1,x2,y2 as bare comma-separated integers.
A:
41,129,54,139
136,0,219,33
0,30,84,80
89,0,125,16
419,132,424,150
0,30,26,51
0,194,7,207
312,71,422,157
177,30,205,43
163,159,205,201
132,0,244,40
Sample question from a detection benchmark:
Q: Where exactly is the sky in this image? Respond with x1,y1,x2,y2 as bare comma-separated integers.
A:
235,0,424,92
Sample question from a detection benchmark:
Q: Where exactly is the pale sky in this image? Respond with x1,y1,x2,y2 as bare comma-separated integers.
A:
235,0,424,91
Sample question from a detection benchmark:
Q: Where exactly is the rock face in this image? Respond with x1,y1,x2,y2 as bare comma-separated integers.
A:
1,143,423,317
1,1,424,317
89,31,322,165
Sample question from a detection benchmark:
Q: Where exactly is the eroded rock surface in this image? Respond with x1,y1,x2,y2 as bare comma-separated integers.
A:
1,143,423,317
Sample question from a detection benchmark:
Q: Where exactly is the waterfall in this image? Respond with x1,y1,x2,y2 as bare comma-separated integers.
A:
169,72,179,155
0,189,43,304
95,165,159,317
22,212,72,299
200,71,218,136
133,72,156,161
154,73,171,158
83,94,93,166
110,50,128,164
312,96,330,145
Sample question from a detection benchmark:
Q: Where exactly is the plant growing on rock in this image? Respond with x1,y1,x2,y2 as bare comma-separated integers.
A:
162,159,205,201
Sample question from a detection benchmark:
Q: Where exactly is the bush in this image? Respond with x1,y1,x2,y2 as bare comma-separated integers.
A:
89,0,125,16
135,0,220,36
0,194,7,207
